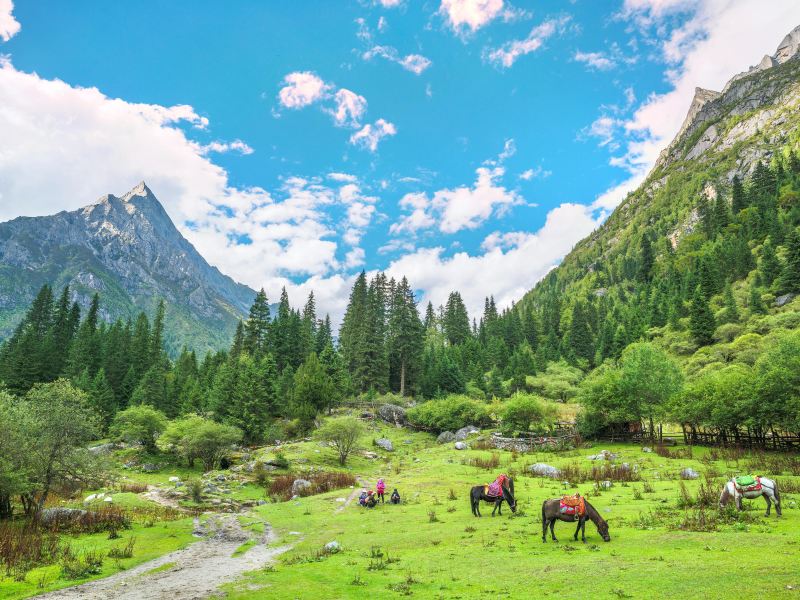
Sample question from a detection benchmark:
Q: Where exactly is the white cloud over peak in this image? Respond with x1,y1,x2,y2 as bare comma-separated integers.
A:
484,15,570,68
591,0,800,211
390,166,522,235
349,118,397,152
277,72,330,109
385,202,601,317
0,0,20,42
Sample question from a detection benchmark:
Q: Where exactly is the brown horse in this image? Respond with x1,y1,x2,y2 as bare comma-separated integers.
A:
541,497,610,543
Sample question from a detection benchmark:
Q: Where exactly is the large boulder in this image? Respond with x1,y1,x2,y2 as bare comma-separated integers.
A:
775,293,796,307
291,479,312,496
437,431,456,444
324,541,341,553
455,426,479,441
529,463,561,478
40,508,87,525
377,404,407,426
454,441,468,450
680,468,700,480
88,442,116,455
374,438,394,452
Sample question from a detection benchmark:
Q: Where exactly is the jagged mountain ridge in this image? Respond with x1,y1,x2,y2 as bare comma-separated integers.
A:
0,182,257,354
518,24,800,312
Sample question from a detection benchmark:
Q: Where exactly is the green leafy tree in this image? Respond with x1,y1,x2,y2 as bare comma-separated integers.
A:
291,353,335,427
500,394,555,436
110,404,167,453
314,417,365,466
778,227,800,294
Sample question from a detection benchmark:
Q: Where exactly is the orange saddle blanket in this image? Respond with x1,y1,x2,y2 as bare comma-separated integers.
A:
559,494,585,516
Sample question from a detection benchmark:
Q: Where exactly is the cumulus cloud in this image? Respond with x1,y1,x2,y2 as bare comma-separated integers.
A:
330,88,368,127
484,15,570,68
0,0,20,42
349,118,397,152
591,0,800,210
390,166,522,235
439,0,524,35
0,57,377,326
385,202,602,317
573,50,616,71
200,140,254,155
519,165,552,181
277,72,330,109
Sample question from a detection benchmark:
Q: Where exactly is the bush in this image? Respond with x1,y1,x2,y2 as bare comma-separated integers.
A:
406,396,491,432
500,394,556,436
268,471,357,501
110,405,167,453
314,417,365,466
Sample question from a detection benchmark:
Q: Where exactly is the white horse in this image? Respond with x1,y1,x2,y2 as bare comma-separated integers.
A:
719,477,781,517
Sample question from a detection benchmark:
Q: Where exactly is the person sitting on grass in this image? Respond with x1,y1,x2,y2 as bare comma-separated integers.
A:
390,488,401,504
376,478,386,503
359,490,368,507
365,490,377,508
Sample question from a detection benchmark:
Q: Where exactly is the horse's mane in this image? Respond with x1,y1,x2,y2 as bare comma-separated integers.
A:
583,499,606,524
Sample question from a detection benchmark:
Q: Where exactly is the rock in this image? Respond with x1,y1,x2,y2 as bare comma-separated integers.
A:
598,480,613,489
662,437,677,447
455,426,479,441
377,403,407,426
360,411,374,420
642,447,653,453
437,431,456,444
169,476,181,483
680,468,700,480
364,451,379,459
175,481,184,487
529,463,561,478
204,485,219,494
141,463,158,472
40,508,87,524
775,293,796,307
324,541,341,553
257,500,267,506
336,497,346,503
403,439,413,445
88,442,116,454
454,441,468,450
84,494,98,503
211,499,222,505
103,496,113,503
291,479,312,496
588,450,617,461
374,438,394,452
215,475,227,482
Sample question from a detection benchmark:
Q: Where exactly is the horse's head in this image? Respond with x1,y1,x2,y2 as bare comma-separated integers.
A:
719,482,732,509
597,519,611,542
503,478,517,513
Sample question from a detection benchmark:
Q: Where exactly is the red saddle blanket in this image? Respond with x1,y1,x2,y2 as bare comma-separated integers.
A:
485,474,508,498
559,495,585,516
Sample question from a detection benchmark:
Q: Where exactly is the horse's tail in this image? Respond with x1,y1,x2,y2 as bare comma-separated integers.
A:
774,478,781,504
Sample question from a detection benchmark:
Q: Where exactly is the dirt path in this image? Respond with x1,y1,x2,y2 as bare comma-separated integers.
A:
36,514,292,600
142,485,184,510
335,476,368,513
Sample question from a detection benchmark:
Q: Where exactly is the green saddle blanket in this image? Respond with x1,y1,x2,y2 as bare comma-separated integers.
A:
734,475,756,487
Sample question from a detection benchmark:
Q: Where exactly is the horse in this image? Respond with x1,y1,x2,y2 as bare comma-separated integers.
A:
719,477,781,517
470,477,516,517
541,497,610,543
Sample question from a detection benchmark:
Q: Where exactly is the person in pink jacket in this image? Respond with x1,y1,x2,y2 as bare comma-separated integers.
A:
376,478,386,503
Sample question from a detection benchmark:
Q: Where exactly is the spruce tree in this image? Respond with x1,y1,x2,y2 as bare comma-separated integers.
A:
689,286,716,346
424,302,436,330
90,368,117,431
387,278,425,395
721,283,739,323
778,227,800,294
731,175,747,213
565,300,594,366
639,234,654,282
749,284,766,315
714,193,730,231
244,289,271,357
315,315,333,354
759,238,781,287
442,292,471,345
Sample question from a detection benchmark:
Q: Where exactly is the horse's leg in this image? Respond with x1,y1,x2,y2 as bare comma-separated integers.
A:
764,493,771,517
581,519,587,543
736,494,743,511
550,518,558,542
542,517,548,543
573,519,580,541
498,500,502,516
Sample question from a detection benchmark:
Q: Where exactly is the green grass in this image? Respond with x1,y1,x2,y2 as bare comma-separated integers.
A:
143,561,177,576
219,426,800,599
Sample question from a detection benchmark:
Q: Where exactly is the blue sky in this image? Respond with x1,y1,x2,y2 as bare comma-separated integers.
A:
1,0,799,323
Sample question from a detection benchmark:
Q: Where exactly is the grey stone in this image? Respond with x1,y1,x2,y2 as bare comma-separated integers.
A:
375,438,394,452
454,441,468,450
291,478,312,496
364,451,379,459
680,468,700,480
88,442,116,455
529,463,560,478
141,463,158,472
775,293,796,307
642,447,653,453
455,425,479,441
437,431,456,444
377,403,407,426
324,541,341,553
40,508,87,524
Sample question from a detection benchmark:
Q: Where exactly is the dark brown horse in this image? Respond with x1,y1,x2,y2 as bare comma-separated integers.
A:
470,478,516,517
541,497,610,543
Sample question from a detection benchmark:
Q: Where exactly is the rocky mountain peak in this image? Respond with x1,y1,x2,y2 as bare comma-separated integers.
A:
775,24,800,64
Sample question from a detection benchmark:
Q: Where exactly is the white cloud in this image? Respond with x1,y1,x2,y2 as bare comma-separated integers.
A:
362,45,432,75
439,0,508,34
519,165,552,181
330,88,368,127
573,50,616,71
328,172,358,183
0,0,20,42
349,118,397,151
376,0,403,7
385,202,602,317
200,140,254,155
345,247,366,268
484,16,570,68
277,71,330,109
390,166,522,235
593,0,800,210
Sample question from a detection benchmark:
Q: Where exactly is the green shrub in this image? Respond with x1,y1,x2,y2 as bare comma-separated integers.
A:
406,395,491,432
500,394,556,436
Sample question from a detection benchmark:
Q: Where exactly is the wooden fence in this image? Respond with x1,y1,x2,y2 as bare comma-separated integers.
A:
596,427,800,451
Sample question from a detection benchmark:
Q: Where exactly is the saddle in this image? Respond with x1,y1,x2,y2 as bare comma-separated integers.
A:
559,494,585,516
734,475,761,493
485,474,507,498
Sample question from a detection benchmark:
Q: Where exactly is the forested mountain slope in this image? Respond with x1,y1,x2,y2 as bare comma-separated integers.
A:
0,182,256,354
515,25,800,370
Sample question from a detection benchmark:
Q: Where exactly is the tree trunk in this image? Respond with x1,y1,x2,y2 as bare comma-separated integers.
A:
400,361,406,397
0,493,12,519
